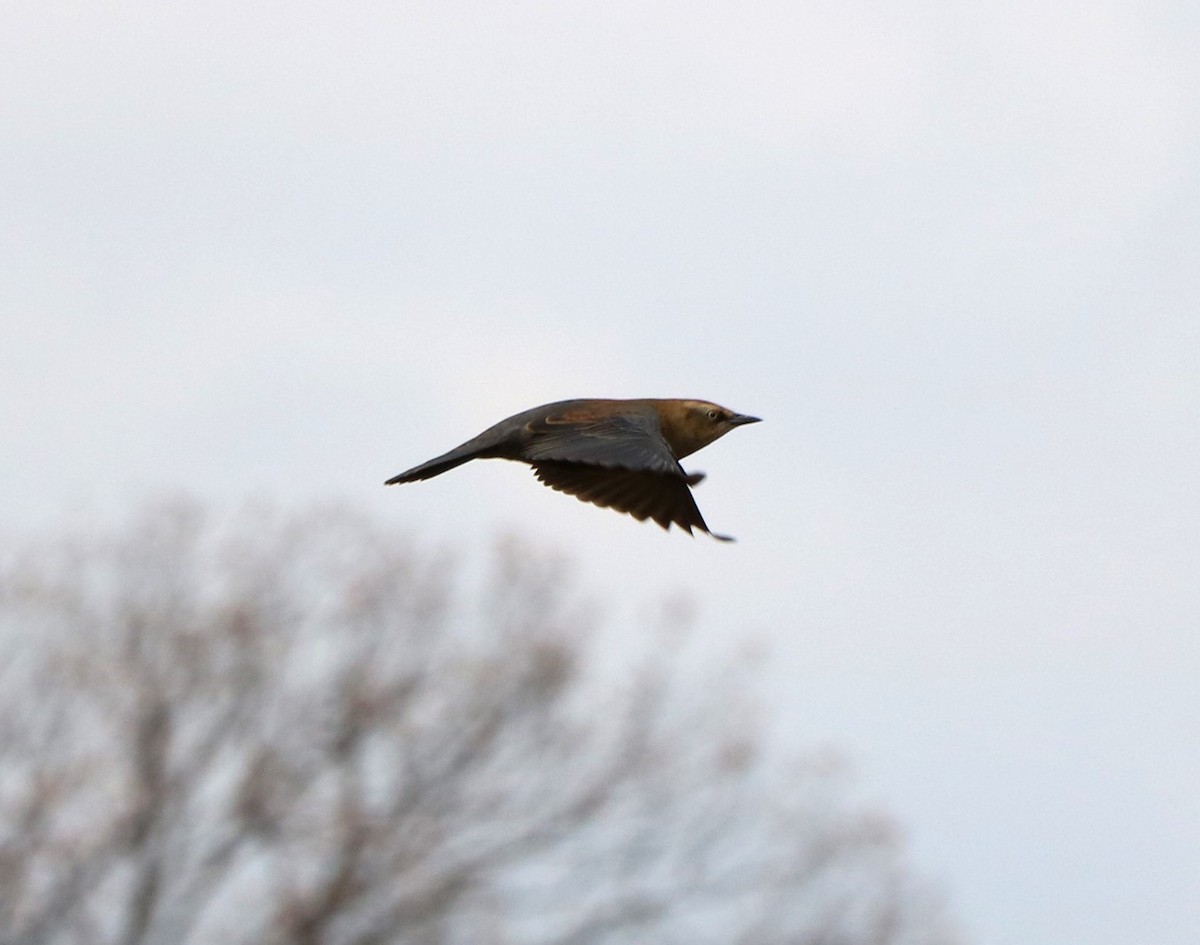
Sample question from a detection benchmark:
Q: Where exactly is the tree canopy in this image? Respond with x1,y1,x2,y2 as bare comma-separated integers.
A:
0,501,958,945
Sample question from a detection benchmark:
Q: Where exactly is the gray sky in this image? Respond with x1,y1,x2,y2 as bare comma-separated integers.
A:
4,2,1198,943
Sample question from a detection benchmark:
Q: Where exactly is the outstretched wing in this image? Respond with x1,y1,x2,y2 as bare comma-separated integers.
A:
520,405,683,475
531,461,732,541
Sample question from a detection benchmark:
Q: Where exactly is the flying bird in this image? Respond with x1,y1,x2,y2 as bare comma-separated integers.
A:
386,398,761,541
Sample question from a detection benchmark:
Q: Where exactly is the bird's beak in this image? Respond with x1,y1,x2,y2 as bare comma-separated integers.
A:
728,413,761,426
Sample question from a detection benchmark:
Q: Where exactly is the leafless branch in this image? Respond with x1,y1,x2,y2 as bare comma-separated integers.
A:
0,500,960,945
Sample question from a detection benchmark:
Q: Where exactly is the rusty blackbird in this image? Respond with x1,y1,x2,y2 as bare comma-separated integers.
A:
386,398,761,541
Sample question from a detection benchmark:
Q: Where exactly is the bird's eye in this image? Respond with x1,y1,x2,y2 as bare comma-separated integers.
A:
706,409,720,421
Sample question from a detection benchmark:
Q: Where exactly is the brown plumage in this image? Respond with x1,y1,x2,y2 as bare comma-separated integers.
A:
385,398,761,541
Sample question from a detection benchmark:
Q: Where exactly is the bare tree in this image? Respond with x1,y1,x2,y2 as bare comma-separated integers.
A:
0,500,959,945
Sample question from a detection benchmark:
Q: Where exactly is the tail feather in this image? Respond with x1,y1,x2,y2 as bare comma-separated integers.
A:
385,449,478,485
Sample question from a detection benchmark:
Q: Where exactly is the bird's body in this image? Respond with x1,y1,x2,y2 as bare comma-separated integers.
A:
386,398,760,541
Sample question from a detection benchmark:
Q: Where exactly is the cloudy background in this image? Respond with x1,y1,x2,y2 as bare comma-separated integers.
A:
4,2,1198,943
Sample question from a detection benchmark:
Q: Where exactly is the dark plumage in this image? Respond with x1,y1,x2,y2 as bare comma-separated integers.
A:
385,398,761,541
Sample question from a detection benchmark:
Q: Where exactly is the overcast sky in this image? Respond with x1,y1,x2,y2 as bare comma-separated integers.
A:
4,3,1198,943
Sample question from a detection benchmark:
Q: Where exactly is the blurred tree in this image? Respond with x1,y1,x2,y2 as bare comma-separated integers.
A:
0,501,959,945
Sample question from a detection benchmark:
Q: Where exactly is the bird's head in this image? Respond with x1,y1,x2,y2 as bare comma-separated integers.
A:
658,400,761,459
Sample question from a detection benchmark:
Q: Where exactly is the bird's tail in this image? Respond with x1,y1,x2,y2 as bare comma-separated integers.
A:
384,447,478,485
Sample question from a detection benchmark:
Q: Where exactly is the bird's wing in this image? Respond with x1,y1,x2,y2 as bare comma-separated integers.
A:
520,406,683,475
531,461,733,541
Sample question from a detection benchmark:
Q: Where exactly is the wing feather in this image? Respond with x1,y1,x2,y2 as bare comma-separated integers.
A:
521,407,683,476
531,461,732,540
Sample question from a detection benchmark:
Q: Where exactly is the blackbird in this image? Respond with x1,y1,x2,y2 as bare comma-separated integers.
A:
386,398,760,541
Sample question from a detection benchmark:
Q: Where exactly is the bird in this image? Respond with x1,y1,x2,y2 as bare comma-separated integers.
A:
385,398,761,541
